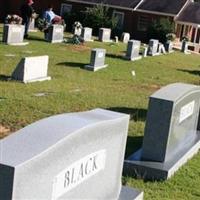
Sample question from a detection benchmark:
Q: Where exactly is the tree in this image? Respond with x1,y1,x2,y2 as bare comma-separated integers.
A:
147,18,175,43
83,4,117,35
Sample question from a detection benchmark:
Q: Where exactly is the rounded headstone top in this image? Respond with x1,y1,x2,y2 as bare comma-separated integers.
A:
150,83,200,102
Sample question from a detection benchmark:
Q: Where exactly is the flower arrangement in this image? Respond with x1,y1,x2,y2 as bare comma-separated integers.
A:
73,21,83,30
5,15,22,25
166,33,176,41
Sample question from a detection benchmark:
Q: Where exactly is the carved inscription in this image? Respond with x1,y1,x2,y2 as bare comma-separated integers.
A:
52,150,106,199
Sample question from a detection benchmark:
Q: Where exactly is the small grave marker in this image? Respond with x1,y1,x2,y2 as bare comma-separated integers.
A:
12,55,51,83
121,32,130,43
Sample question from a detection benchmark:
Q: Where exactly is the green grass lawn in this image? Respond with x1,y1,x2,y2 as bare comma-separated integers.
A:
0,27,200,199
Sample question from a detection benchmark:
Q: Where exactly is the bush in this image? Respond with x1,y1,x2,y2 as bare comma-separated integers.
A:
147,18,175,43
83,4,117,35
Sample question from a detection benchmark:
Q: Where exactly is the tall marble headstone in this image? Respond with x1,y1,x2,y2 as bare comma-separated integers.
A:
2,24,25,45
125,40,142,61
121,32,130,43
28,18,37,32
0,109,143,200
85,48,108,71
147,39,159,56
12,55,51,83
99,28,111,42
124,83,200,180
81,27,93,42
45,25,64,43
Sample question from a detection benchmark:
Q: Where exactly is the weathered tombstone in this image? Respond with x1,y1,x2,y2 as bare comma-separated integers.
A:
85,48,108,71
181,40,190,54
121,32,130,43
2,24,27,45
99,28,112,42
147,39,159,56
125,40,142,61
28,18,37,32
12,55,51,83
0,109,143,200
45,25,64,43
124,83,200,180
165,40,174,53
81,27,93,42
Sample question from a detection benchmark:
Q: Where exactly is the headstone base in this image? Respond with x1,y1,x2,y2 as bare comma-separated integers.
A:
119,186,143,200
7,42,29,46
48,39,63,44
100,40,113,43
148,52,160,56
84,64,108,72
124,56,142,61
23,76,51,84
124,132,200,180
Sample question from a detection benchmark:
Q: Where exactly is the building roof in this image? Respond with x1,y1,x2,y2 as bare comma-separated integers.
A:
137,0,188,15
67,0,141,10
176,2,200,25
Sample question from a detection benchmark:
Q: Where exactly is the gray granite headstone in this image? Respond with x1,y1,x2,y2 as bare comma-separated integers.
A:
2,24,25,45
124,83,200,180
147,39,159,56
165,40,174,53
99,28,112,42
181,40,190,54
85,48,108,71
0,109,143,200
12,55,51,83
46,25,64,43
81,27,93,42
125,40,142,61
121,32,130,43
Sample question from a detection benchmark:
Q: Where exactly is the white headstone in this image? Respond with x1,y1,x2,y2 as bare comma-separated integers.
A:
12,55,51,83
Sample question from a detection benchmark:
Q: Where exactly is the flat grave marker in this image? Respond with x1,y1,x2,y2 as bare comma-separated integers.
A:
0,109,143,200
124,83,200,180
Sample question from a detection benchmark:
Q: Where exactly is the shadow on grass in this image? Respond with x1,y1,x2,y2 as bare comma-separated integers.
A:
56,61,87,69
27,35,45,42
125,135,143,158
177,69,200,76
108,107,147,121
0,75,12,81
106,52,125,60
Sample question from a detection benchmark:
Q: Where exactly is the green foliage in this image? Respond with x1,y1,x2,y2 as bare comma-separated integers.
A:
147,18,175,43
36,18,49,31
83,4,117,35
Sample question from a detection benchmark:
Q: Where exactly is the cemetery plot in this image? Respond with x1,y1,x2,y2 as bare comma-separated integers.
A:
124,83,200,180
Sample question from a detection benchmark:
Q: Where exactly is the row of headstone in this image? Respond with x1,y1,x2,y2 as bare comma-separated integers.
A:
0,108,143,200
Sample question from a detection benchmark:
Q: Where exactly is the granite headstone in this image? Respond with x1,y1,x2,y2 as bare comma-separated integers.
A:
99,28,111,42
85,48,108,71
45,25,64,43
2,24,25,45
81,27,93,42
12,55,51,83
147,39,159,56
165,41,174,53
0,109,143,200
124,83,200,180
181,40,190,54
121,32,130,43
125,40,142,61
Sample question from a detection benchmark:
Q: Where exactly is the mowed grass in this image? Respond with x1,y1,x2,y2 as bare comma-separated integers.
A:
0,26,200,199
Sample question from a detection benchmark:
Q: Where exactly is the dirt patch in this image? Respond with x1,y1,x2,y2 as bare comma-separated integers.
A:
0,124,11,139
70,45,91,52
140,84,161,91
